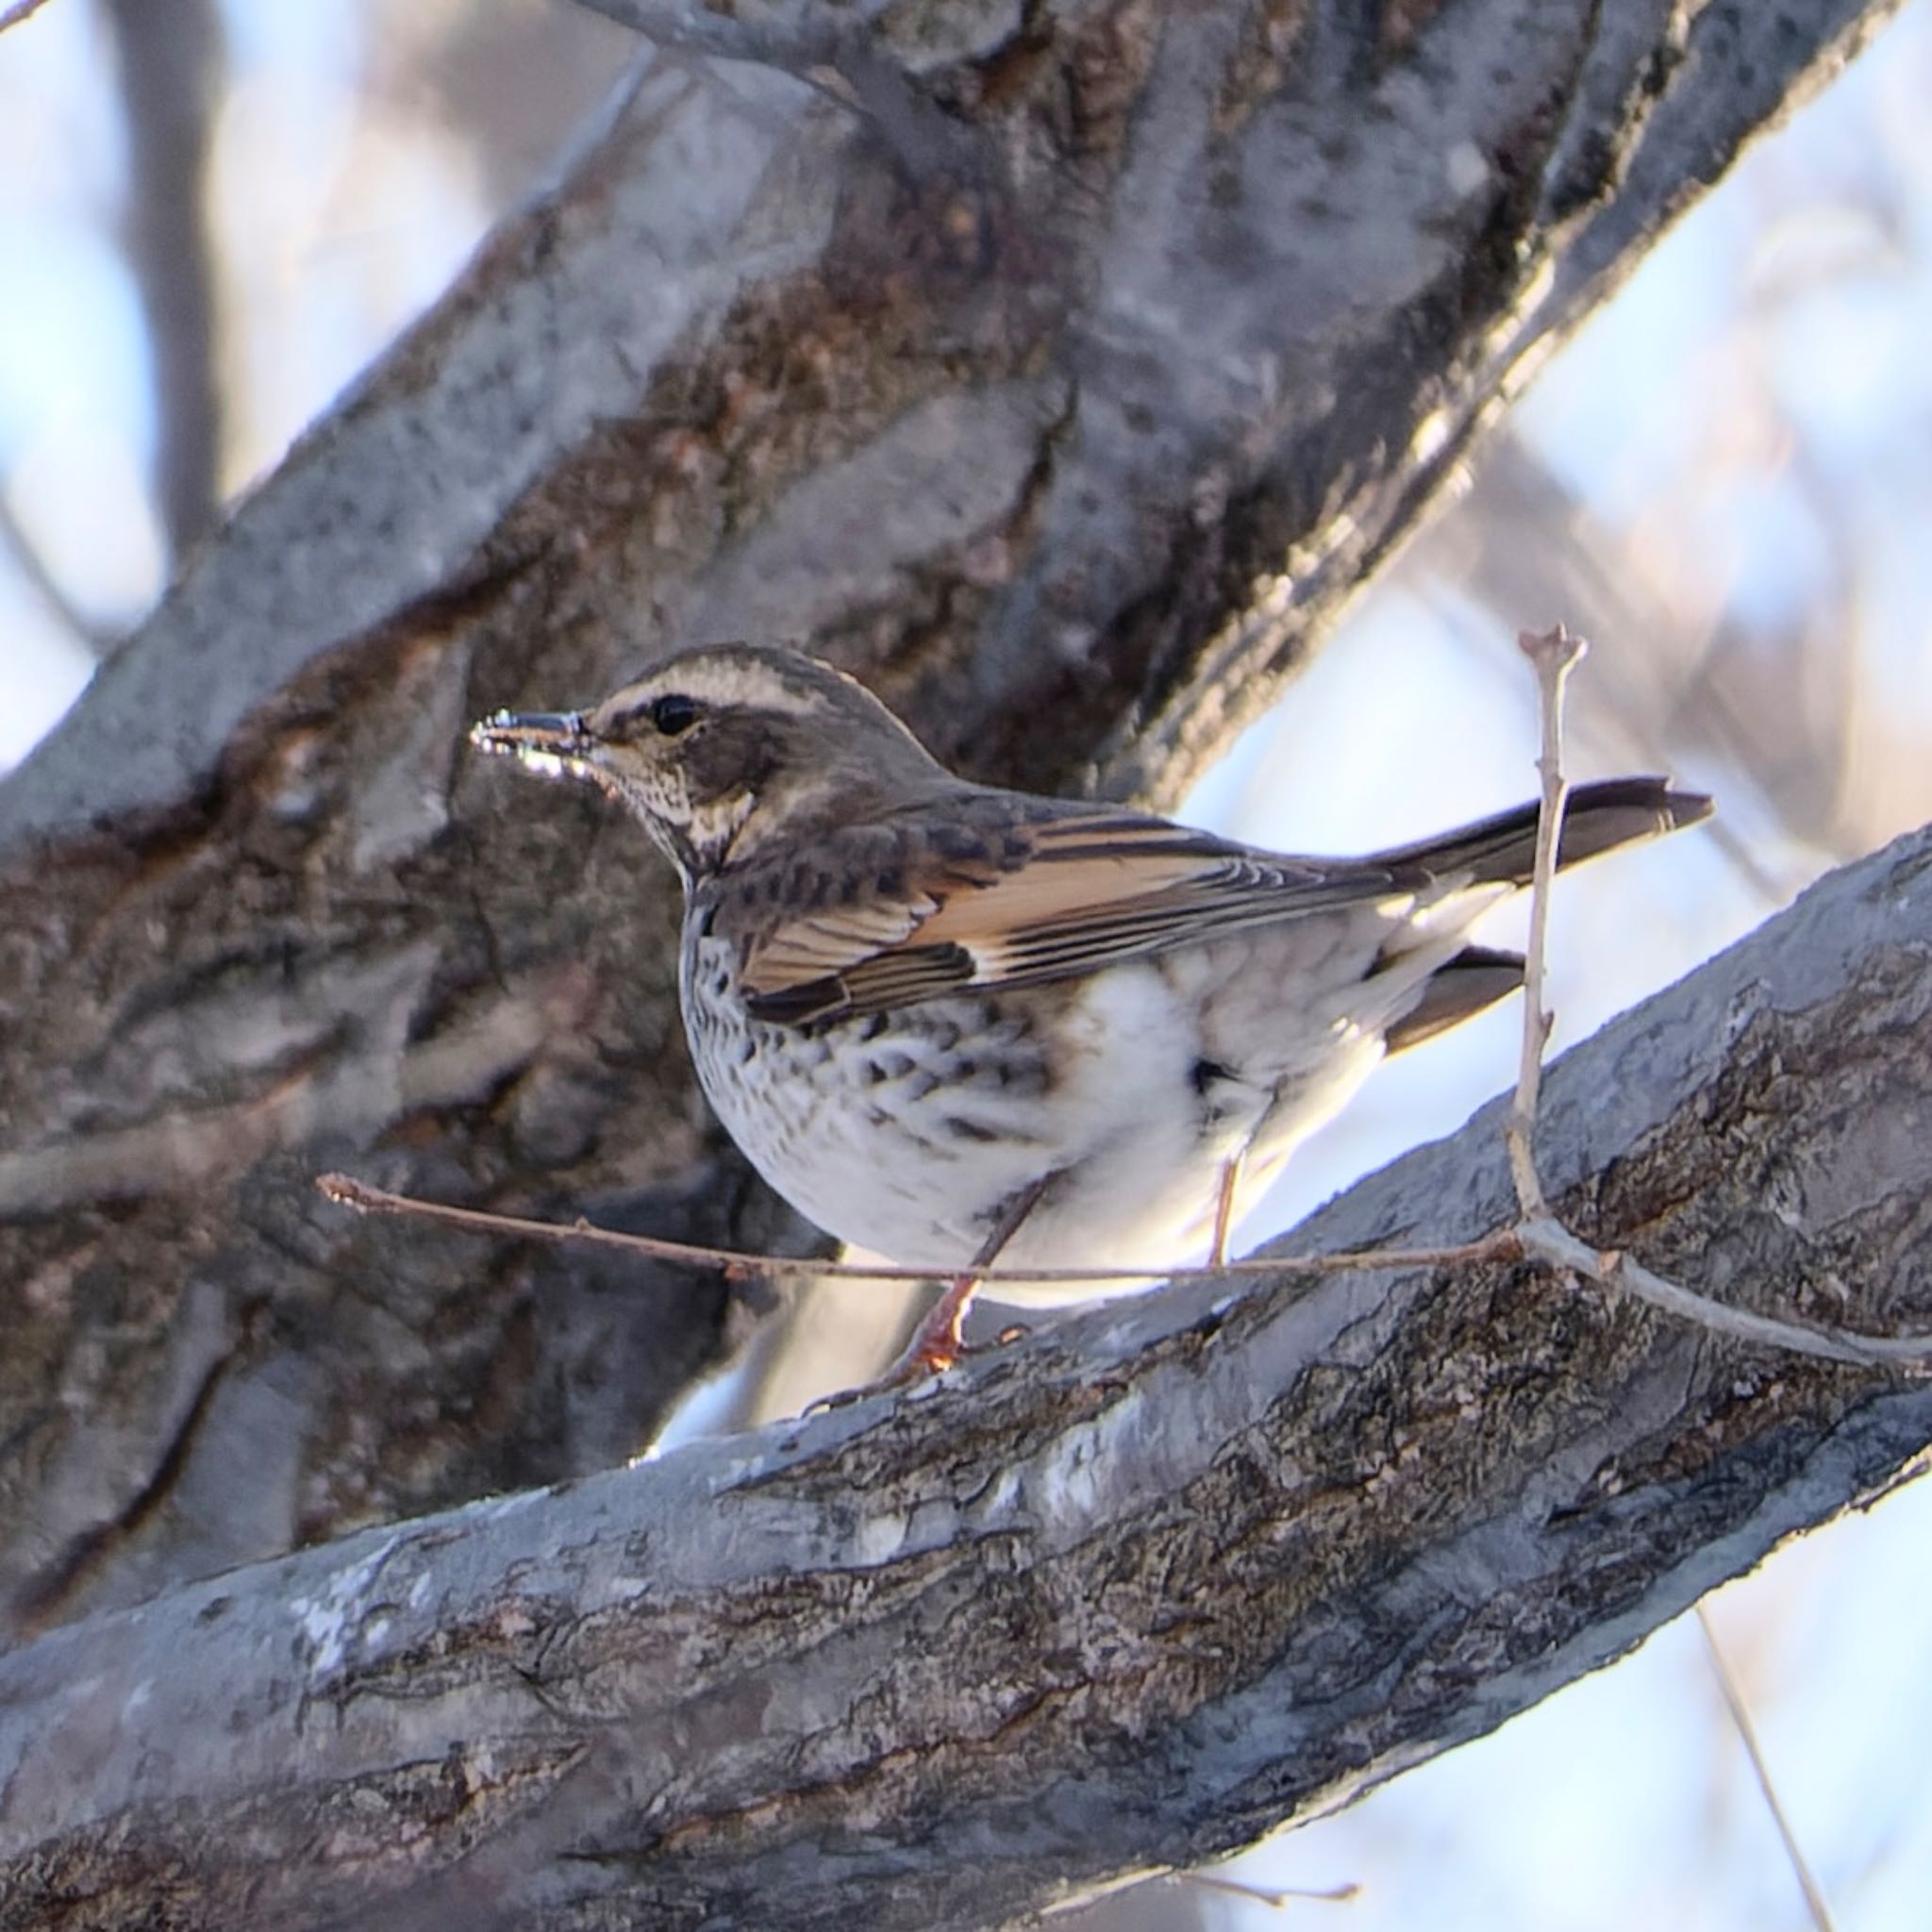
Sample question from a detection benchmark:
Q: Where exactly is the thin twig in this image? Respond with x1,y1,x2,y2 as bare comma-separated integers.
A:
1180,1869,1362,1908
1514,1217,1930,1369
317,1174,1932,1368
1697,1605,1839,1932
317,1173,1513,1290
1498,626,1932,1373
1516,629,1843,1932
1507,623,1586,1215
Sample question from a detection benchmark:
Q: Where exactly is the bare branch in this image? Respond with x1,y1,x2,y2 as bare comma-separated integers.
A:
318,1171,1932,1372
316,1170,1524,1291
1499,633,1932,1375
1495,626,1932,1377
1509,1216,1930,1370
1507,622,1589,1218
1698,1605,1840,1932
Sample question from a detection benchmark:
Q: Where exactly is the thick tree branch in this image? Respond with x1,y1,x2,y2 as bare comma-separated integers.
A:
0,0,1905,1625
2,821,1927,1929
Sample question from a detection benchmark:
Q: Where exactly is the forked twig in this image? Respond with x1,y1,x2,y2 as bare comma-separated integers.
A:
1515,625,1839,1932
1501,624,1932,1372
1507,1216,1930,1367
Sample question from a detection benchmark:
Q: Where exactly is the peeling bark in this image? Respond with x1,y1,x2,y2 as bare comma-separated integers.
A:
1,824,1927,1929
0,0,1905,1631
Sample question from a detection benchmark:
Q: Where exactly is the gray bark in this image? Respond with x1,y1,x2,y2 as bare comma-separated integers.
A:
0,0,1904,1633
2,822,1927,1929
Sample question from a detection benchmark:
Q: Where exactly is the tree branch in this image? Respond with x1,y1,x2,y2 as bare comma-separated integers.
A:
3,819,1927,1929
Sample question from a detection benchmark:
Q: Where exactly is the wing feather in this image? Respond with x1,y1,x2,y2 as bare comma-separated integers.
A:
739,895,938,991
736,810,1407,1025
725,778,1707,1027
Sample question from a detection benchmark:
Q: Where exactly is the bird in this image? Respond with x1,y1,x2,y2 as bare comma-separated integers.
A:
471,641,1710,1375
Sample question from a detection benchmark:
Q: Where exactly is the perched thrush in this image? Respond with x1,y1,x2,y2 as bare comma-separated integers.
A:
473,642,1709,1372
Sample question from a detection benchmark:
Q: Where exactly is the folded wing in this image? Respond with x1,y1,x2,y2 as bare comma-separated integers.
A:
737,811,1409,1024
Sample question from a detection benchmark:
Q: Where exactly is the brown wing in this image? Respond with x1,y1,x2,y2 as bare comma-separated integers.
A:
731,775,1710,1026
737,811,1410,1025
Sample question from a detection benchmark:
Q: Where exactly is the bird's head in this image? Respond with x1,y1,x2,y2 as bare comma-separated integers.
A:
470,641,951,881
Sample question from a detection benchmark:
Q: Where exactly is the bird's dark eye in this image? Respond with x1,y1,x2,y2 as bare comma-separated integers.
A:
649,693,701,737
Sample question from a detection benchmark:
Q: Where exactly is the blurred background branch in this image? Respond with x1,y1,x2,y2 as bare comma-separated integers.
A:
102,0,223,568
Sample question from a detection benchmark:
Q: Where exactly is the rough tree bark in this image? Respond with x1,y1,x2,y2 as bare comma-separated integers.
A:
0,0,1903,1669
3,820,1927,1928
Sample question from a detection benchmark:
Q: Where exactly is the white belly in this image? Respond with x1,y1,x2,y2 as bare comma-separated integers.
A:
681,927,1405,1309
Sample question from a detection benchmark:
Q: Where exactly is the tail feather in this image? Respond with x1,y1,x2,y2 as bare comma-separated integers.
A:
1384,945,1524,1055
1374,778,1710,1056
1372,777,1712,889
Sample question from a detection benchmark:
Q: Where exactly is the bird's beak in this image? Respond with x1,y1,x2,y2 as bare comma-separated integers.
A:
469,708,600,782
471,708,587,753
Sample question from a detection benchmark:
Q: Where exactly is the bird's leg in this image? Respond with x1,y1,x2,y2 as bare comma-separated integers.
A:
1208,1152,1244,1269
892,1175,1053,1379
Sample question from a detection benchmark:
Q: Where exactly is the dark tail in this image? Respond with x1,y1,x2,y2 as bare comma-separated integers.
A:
1371,776,1713,889
1384,945,1525,1054
1376,777,1712,1057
